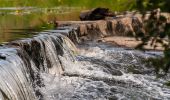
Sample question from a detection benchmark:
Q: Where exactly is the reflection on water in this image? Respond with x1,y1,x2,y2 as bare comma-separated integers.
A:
0,7,81,43
0,0,135,44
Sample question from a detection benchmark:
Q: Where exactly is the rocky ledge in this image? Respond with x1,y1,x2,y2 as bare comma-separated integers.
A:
56,15,166,50
57,16,145,38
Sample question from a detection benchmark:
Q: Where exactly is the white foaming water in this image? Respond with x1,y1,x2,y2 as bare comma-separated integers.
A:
0,48,37,100
0,29,168,100
40,41,170,100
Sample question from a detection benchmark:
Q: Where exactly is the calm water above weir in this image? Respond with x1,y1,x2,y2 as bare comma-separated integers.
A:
0,0,135,43
0,7,81,43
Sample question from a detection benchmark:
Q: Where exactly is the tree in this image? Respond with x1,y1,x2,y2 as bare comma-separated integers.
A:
136,7,170,75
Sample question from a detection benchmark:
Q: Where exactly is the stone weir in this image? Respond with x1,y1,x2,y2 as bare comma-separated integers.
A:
57,16,145,39
0,16,148,100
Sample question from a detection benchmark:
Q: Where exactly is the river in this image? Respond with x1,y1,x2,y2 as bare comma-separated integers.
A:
0,23,169,99
0,5,170,100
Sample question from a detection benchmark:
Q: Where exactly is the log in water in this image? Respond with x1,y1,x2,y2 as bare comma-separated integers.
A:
0,17,169,100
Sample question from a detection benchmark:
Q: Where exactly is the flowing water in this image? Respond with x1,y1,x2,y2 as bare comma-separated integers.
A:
0,1,170,100
0,25,169,100
40,41,169,100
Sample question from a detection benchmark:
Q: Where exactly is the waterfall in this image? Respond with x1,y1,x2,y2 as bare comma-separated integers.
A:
0,48,36,100
0,17,169,100
0,31,78,99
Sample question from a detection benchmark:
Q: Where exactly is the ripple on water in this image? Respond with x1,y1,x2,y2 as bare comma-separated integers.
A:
39,42,170,100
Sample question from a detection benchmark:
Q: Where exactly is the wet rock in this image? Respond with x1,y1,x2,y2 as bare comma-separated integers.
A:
81,57,123,76
58,16,145,38
97,87,105,93
129,69,143,74
127,65,142,74
110,87,117,92
97,39,103,43
105,69,123,76
0,54,6,60
126,65,154,74
108,96,118,100
80,7,115,21
87,67,93,70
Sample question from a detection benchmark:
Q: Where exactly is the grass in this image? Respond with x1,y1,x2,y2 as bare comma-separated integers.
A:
0,0,135,11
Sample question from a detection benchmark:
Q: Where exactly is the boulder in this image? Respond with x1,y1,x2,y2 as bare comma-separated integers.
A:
80,7,115,21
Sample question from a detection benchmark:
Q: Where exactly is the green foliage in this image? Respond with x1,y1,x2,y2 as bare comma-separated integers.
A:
134,0,170,12
0,0,135,11
136,8,170,76
0,0,60,7
164,81,170,86
134,1,170,77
